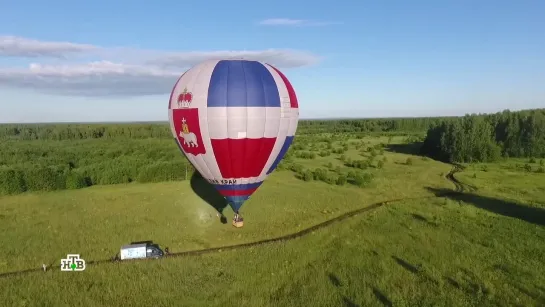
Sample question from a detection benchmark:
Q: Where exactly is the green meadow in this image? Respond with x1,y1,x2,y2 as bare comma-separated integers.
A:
0,109,544,306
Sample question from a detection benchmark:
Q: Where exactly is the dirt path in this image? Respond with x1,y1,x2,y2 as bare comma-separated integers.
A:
446,163,477,192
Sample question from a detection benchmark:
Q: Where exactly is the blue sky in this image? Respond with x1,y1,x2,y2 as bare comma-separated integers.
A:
0,0,544,123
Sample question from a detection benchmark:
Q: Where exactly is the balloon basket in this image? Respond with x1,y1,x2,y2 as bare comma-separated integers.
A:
232,220,244,228
232,213,244,228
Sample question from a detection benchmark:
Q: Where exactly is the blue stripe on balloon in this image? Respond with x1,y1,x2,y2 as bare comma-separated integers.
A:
266,135,295,175
226,195,251,212
207,60,281,108
213,181,263,191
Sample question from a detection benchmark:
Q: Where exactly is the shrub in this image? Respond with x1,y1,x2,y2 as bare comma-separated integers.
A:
65,171,90,189
318,151,331,157
336,175,347,185
296,151,317,159
0,168,26,195
292,144,305,150
405,158,413,165
99,169,132,185
345,159,368,170
303,170,314,181
137,161,187,183
324,174,337,185
23,166,66,191
352,173,373,187
289,163,304,174
524,164,532,172
312,168,328,181
377,160,384,169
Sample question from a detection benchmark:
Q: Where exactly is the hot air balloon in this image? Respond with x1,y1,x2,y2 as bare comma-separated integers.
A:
168,59,299,227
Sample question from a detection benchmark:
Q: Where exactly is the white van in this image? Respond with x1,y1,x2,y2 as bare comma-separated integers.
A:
120,243,164,260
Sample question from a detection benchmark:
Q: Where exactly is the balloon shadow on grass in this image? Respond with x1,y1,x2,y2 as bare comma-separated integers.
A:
190,172,228,224
426,187,545,227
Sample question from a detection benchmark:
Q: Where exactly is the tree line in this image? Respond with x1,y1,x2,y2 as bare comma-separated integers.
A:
1,108,543,196
0,116,456,141
2,110,541,143
421,108,545,163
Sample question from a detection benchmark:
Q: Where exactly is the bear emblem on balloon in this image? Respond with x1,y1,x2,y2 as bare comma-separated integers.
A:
173,87,206,156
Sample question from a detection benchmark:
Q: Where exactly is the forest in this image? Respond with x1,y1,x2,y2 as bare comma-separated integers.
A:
420,108,545,162
0,117,454,141
0,108,543,196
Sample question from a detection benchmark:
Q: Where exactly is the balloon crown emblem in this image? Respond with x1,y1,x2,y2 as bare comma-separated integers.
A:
177,87,193,108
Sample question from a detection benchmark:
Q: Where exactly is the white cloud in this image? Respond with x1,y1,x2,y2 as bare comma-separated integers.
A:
259,18,307,26
0,61,179,96
147,49,320,69
0,35,97,58
0,35,321,97
258,18,340,27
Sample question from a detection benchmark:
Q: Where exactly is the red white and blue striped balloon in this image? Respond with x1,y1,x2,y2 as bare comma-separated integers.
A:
168,59,299,213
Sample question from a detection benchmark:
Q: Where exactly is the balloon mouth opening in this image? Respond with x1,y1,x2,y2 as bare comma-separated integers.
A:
224,195,249,213
228,202,242,213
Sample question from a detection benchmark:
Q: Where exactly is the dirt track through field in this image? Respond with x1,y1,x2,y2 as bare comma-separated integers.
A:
447,163,477,193
0,165,464,279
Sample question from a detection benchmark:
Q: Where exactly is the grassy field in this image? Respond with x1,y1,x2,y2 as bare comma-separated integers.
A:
0,134,544,306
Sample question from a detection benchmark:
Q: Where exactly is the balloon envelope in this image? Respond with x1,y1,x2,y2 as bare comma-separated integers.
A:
168,59,299,212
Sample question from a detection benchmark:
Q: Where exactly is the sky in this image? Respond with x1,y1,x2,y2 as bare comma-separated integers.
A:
0,0,544,123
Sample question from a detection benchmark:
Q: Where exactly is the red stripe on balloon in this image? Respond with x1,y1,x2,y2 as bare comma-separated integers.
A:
211,138,277,178
217,188,258,197
266,64,298,109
